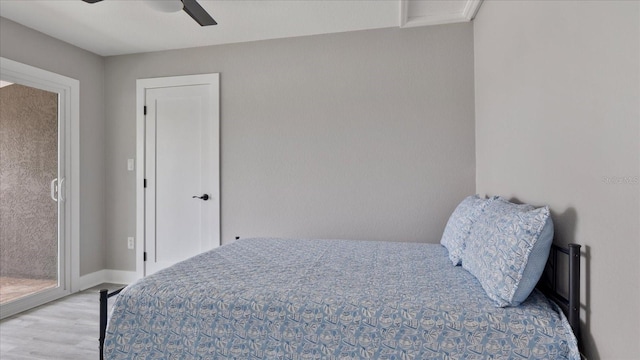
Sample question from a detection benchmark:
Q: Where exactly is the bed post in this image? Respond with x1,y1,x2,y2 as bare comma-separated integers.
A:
99,289,108,360
568,243,581,343
98,286,125,359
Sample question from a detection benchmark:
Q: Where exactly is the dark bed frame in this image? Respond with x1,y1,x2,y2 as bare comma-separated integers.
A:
98,243,582,359
536,243,582,344
99,287,123,360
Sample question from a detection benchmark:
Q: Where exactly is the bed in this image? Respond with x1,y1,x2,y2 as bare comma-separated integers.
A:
100,196,582,359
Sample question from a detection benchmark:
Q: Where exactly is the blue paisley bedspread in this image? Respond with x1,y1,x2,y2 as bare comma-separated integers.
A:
104,238,579,359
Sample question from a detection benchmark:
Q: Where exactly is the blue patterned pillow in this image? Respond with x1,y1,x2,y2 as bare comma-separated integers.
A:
462,197,553,307
440,195,490,266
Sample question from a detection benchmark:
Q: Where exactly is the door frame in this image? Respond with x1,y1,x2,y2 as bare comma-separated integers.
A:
0,57,80,318
135,74,220,280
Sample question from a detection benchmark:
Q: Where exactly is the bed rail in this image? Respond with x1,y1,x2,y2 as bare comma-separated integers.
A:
536,243,581,345
99,287,125,360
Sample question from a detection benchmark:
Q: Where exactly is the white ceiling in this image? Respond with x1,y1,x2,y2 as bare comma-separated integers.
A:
0,0,482,57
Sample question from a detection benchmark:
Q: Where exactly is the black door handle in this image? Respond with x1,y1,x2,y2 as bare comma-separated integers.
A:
192,194,209,201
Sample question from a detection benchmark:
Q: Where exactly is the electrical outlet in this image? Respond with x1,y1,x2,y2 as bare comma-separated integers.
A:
127,237,135,249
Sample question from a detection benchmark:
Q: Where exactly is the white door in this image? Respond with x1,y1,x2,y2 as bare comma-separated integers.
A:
144,77,219,276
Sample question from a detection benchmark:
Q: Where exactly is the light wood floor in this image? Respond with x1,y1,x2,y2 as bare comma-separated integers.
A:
0,283,125,360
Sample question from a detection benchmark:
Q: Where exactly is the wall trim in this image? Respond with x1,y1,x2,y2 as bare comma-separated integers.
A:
462,0,484,21
400,0,483,28
79,270,138,290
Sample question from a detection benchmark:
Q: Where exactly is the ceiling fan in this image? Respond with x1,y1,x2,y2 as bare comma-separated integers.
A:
82,0,217,26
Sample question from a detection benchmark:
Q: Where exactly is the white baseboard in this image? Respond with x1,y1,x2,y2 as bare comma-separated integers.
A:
79,269,138,291
79,269,106,290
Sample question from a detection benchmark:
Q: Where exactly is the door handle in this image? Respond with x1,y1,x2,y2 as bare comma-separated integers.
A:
192,194,209,201
58,178,65,202
51,178,58,202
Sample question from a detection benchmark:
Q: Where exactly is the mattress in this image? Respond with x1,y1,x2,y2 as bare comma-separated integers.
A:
104,238,579,359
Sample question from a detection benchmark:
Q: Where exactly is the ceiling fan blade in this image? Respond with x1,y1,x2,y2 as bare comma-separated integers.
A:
181,0,217,26
82,0,103,3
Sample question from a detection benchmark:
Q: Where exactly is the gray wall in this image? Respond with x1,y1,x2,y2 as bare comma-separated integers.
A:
0,84,58,279
474,1,639,359
0,17,106,277
104,24,476,271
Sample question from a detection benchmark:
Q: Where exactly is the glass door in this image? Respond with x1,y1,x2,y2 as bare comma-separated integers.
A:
0,79,67,318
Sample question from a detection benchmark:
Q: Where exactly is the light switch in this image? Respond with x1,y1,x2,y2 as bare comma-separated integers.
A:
127,158,135,171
